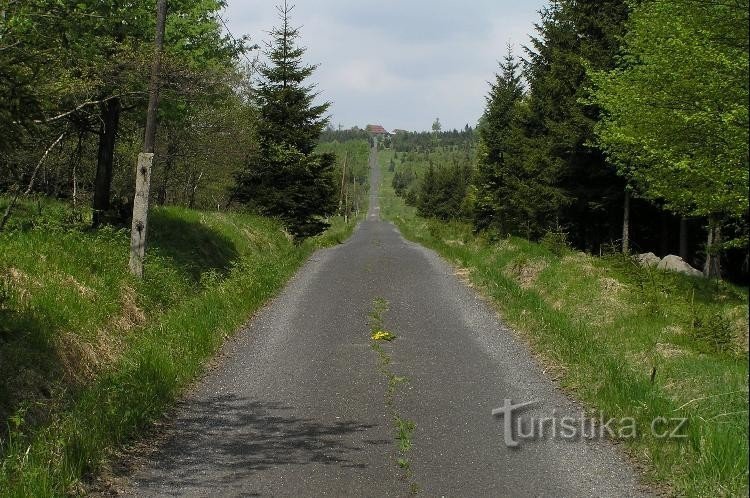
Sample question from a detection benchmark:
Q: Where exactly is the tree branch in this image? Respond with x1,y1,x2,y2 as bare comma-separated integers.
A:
0,132,66,231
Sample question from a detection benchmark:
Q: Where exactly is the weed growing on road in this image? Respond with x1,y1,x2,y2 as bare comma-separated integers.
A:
367,297,420,493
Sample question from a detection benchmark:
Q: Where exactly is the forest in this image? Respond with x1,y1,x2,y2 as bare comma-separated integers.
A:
389,0,748,282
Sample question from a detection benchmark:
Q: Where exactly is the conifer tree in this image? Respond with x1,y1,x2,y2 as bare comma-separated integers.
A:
232,2,336,238
521,0,630,248
473,47,524,231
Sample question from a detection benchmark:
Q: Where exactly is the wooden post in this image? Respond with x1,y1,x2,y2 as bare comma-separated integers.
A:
129,0,167,277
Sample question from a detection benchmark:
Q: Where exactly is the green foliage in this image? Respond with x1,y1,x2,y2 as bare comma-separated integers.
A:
317,139,370,217
475,0,630,246
591,0,749,235
385,147,474,222
0,0,251,225
232,5,336,238
416,161,468,220
391,126,475,153
540,228,570,257
692,305,733,353
473,47,524,232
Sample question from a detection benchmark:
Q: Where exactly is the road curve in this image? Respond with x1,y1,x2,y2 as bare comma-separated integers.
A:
119,147,646,497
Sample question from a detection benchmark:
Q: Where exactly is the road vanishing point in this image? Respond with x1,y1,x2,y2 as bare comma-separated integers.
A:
119,147,646,497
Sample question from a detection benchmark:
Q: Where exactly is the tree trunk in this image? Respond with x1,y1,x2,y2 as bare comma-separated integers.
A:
157,139,177,206
659,212,669,256
92,97,121,227
679,217,688,260
703,217,722,278
622,189,631,254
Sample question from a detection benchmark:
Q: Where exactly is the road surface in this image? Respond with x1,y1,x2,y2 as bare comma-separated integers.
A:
119,147,645,497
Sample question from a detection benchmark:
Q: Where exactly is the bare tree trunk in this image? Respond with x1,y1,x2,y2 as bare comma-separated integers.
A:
622,189,630,254
92,97,122,227
679,217,688,260
70,132,84,209
703,217,722,278
157,138,177,206
188,171,203,209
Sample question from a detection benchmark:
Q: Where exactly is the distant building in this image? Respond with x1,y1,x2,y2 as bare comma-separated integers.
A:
366,124,390,136
365,124,391,146
391,129,408,134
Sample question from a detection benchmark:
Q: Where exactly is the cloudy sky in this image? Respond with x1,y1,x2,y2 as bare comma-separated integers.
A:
223,1,548,132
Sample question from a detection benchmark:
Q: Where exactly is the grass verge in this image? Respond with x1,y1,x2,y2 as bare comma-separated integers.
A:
378,149,749,497
0,198,362,497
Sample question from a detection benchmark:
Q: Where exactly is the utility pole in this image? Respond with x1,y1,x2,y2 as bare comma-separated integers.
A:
129,0,167,277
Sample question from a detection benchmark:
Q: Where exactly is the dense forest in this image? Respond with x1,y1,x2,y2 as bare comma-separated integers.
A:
389,0,749,282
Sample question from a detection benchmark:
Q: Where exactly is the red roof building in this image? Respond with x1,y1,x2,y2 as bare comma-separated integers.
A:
366,124,389,135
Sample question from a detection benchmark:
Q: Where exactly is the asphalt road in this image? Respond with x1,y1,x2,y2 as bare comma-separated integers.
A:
119,147,646,497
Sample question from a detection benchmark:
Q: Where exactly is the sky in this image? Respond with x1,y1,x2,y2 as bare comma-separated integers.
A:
223,0,548,132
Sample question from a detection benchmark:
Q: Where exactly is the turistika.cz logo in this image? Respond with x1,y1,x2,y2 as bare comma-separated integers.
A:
491,399,688,448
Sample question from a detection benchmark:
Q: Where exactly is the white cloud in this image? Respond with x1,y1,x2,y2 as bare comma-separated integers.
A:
223,0,547,131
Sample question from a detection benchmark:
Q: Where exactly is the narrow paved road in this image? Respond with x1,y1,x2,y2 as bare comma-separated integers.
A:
120,147,645,497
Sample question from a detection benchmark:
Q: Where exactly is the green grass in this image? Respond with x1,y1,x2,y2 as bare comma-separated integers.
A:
378,149,749,497
0,197,362,496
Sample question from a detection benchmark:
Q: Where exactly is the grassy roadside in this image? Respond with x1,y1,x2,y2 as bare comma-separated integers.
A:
0,199,362,497
378,149,749,497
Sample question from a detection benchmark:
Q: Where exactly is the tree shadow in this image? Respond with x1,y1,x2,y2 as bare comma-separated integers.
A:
148,210,240,284
0,310,62,434
123,394,384,494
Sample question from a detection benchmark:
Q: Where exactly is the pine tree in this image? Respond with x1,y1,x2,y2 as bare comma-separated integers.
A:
232,2,336,238
473,46,524,231
417,162,438,218
521,0,630,249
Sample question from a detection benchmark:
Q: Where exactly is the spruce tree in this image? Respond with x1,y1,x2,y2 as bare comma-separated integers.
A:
417,162,438,218
515,0,629,247
473,47,524,231
232,2,336,238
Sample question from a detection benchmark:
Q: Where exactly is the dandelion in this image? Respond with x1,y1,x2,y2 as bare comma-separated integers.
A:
371,330,396,341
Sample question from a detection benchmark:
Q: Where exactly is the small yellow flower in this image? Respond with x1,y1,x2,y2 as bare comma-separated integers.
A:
371,330,396,341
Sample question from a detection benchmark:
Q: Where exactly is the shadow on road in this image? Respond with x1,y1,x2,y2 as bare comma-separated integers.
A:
124,394,383,492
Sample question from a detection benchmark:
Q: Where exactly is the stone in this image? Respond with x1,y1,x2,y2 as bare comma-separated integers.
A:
636,252,661,267
657,254,703,277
